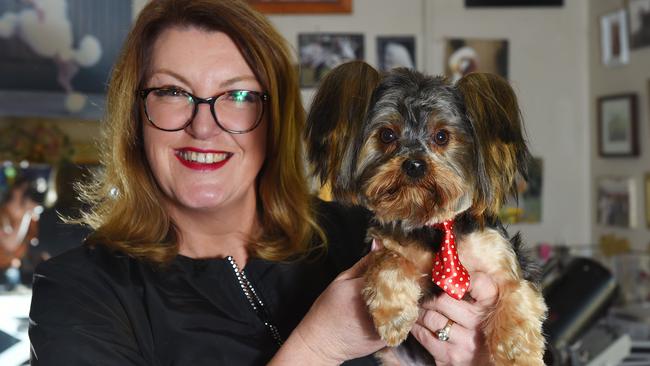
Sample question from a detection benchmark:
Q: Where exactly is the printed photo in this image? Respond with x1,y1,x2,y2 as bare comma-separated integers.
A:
298,33,364,88
444,38,508,83
376,36,415,71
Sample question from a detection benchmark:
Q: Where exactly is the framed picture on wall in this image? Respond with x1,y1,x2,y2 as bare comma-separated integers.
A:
444,38,508,83
376,36,416,72
628,0,650,49
600,9,630,66
596,176,637,228
645,173,650,228
0,1,134,120
597,94,639,157
247,0,352,13
298,33,364,88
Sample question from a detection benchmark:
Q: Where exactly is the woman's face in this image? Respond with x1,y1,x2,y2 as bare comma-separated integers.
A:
143,27,267,214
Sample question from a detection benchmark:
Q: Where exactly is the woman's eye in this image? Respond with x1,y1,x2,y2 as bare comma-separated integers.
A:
434,129,450,146
154,88,186,97
379,128,398,143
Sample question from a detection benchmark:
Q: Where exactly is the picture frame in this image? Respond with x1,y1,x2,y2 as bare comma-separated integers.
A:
628,0,650,49
596,176,637,228
247,0,352,14
600,9,630,67
297,33,364,88
597,94,639,157
465,0,562,6
645,173,650,228
376,36,416,72
444,38,508,83
0,1,134,120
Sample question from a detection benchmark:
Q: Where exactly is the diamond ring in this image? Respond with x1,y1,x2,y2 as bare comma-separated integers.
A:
434,319,455,342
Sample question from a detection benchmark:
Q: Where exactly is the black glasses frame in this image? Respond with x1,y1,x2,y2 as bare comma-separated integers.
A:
139,87,270,134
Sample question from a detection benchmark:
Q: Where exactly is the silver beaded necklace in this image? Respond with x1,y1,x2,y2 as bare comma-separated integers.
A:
226,256,283,346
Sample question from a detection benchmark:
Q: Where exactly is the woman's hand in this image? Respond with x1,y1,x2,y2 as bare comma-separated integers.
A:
411,271,498,366
270,255,385,365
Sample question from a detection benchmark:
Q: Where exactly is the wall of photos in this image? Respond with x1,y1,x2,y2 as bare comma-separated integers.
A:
4,0,646,252
266,0,592,249
590,0,650,252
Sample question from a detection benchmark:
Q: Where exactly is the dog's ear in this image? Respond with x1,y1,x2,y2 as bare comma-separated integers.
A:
456,73,531,219
305,61,380,203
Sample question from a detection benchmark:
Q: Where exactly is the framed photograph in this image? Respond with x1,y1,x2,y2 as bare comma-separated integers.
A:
596,176,637,228
0,0,134,120
600,9,630,67
376,36,416,72
247,0,352,14
628,0,650,49
465,0,562,6
444,38,508,83
298,33,364,88
645,173,650,228
597,94,639,157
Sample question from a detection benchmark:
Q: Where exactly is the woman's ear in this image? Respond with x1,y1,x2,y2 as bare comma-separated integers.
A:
456,72,530,219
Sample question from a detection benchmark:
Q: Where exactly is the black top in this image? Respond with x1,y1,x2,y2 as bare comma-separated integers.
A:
28,201,378,365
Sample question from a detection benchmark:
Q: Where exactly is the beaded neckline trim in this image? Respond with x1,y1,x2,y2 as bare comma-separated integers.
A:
226,256,283,346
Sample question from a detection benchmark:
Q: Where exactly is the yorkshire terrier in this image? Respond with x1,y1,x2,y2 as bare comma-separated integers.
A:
305,61,547,365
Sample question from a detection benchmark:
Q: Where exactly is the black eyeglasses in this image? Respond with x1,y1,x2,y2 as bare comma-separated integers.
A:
139,87,269,134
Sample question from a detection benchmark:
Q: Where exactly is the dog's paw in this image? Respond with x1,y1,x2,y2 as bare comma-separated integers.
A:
371,302,419,346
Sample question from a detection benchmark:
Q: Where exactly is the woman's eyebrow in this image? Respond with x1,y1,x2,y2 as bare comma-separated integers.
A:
219,75,258,88
149,68,191,86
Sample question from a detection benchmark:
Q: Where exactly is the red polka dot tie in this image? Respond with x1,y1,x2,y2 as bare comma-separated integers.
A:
431,219,470,300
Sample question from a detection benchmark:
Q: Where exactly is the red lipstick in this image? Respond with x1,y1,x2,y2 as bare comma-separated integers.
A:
174,147,232,171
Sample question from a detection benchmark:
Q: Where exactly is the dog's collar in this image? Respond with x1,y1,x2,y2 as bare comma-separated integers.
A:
430,219,470,300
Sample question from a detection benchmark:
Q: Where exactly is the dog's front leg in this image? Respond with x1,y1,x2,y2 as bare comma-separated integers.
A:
362,248,423,347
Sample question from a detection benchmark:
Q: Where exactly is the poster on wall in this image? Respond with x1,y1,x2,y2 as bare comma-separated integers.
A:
499,157,543,224
628,0,650,49
0,0,133,119
376,36,416,72
298,33,364,88
596,176,637,228
444,38,508,83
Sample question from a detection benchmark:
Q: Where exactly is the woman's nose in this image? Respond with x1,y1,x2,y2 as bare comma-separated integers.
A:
185,103,222,139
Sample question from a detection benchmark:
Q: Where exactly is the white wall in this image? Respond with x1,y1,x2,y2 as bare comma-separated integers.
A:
268,0,592,248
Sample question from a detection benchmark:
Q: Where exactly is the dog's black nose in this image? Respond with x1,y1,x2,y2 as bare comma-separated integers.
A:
402,159,427,179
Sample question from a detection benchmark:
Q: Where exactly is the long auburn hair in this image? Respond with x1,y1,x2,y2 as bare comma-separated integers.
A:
77,0,323,264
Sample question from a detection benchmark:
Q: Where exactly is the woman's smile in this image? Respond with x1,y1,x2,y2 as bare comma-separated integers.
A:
174,147,232,171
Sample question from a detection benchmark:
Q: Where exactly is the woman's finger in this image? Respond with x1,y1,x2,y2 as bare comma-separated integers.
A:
336,253,373,281
415,308,474,345
467,271,499,308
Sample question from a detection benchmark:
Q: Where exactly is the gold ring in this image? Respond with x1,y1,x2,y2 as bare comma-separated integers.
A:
434,319,454,342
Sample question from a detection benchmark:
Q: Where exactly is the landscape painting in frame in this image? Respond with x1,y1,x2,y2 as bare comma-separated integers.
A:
298,33,364,88
376,36,416,72
0,0,133,119
499,157,543,224
444,38,508,83
597,176,636,228
628,0,650,49
597,94,639,157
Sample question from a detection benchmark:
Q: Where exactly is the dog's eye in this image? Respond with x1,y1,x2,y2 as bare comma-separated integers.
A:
379,128,398,143
434,130,450,146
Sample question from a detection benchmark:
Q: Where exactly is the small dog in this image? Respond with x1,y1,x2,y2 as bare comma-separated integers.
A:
305,61,547,365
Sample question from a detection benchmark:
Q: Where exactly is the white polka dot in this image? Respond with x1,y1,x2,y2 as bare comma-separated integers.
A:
436,271,439,275
435,261,439,265
436,281,440,285
446,268,450,272
442,275,446,279
451,290,455,294
444,285,447,290
443,258,447,261
455,284,459,287
460,277,463,281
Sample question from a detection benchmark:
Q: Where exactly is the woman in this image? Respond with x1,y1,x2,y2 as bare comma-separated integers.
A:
29,0,497,364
